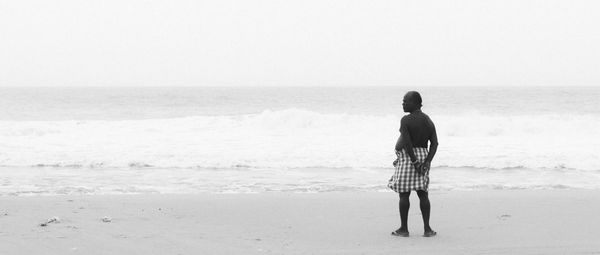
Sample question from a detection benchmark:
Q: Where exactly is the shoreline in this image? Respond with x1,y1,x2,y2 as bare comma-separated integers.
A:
2,166,600,196
1,190,600,254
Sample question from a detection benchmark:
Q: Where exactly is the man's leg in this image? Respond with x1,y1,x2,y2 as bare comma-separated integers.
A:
416,190,436,236
398,192,411,232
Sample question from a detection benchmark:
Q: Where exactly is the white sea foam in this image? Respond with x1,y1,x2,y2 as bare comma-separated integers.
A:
2,87,599,195
1,108,599,171
2,166,599,196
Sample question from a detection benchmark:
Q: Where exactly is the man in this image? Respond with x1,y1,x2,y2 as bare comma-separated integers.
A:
388,91,438,237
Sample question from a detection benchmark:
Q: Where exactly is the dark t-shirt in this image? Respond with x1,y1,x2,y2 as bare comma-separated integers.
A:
399,110,438,148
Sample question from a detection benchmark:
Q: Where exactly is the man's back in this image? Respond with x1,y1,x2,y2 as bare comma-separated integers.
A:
400,110,437,148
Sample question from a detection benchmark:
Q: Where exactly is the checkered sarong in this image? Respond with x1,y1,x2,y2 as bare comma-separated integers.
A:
388,147,430,193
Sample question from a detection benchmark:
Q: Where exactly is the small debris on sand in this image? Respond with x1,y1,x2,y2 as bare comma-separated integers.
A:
101,216,112,223
40,217,61,227
497,214,512,220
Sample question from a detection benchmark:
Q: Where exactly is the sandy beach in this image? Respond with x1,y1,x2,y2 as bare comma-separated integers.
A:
3,0,600,253
1,190,599,254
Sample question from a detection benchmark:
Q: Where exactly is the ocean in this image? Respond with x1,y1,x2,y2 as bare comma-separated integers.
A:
1,86,599,195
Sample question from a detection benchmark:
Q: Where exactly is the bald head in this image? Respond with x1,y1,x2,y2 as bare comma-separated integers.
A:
402,91,422,113
406,91,422,106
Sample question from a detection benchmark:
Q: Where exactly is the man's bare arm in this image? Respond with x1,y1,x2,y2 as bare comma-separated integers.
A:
424,122,438,163
394,136,402,152
398,117,418,162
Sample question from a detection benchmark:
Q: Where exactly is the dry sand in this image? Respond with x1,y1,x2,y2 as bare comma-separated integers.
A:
1,190,599,254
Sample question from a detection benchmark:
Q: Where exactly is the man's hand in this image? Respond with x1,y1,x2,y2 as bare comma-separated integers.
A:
412,161,423,174
393,150,401,167
413,161,431,175
420,161,431,175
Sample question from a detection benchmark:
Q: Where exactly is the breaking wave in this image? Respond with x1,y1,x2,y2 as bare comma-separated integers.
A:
1,108,599,171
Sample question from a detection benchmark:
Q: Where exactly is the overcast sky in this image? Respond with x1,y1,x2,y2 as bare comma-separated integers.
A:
1,0,599,87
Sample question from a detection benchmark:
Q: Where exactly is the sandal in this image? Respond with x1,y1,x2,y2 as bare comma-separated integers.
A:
391,229,409,237
423,230,437,237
